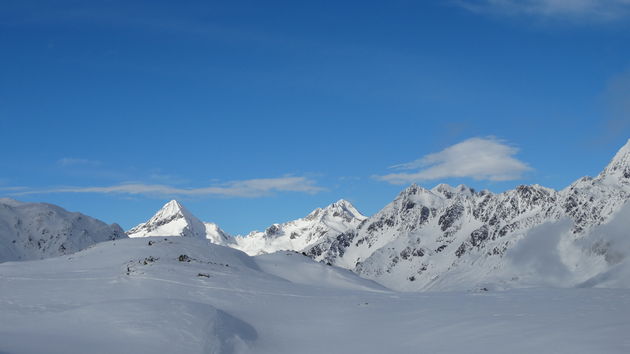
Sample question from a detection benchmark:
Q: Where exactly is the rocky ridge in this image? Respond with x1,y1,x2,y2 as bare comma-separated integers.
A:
301,140,630,290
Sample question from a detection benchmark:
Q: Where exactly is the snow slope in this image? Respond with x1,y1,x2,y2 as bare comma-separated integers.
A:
127,200,232,245
255,251,387,292
0,237,628,354
0,198,126,262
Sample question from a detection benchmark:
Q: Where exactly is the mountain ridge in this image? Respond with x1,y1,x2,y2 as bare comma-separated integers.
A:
4,141,628,291
231,198,367,256
120,140,630,291
300,139,630,290
0,198,126,262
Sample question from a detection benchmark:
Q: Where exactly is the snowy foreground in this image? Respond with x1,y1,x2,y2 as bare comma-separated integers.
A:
1,238,628,354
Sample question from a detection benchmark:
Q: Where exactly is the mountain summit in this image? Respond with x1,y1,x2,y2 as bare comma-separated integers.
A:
127,200,231,244
598,138,630,184
232,199,367,256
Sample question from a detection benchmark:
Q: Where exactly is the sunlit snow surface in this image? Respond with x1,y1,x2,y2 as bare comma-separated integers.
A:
0,237,628,354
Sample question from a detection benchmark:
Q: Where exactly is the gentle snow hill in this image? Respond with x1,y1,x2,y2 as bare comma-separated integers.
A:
0,198,126,262
254,251,387,292
233,199,366,255
0,237,629,354
127,200,233,245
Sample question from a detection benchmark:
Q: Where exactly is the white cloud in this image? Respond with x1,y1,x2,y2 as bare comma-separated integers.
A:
375,137,532,184
11,176,325,198
456,0,630,21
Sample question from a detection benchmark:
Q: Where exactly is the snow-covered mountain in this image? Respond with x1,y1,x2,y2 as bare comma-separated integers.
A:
301,140,630,291
126,199,366,256
127,200,232,245
0,198,126,262
232,199,367,256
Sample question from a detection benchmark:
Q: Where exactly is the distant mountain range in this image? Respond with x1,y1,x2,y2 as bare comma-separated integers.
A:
2,140,629,291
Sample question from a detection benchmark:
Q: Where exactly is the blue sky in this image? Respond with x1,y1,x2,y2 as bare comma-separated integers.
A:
1,0,629,234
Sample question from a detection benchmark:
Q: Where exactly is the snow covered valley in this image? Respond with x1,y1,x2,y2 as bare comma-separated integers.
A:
1,237,628,354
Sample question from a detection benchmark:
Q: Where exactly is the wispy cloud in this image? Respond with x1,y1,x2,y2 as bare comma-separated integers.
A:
455,0,630,21
0,186,29,192
57,157,102,167
375,137,532,184
10,176,325,198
